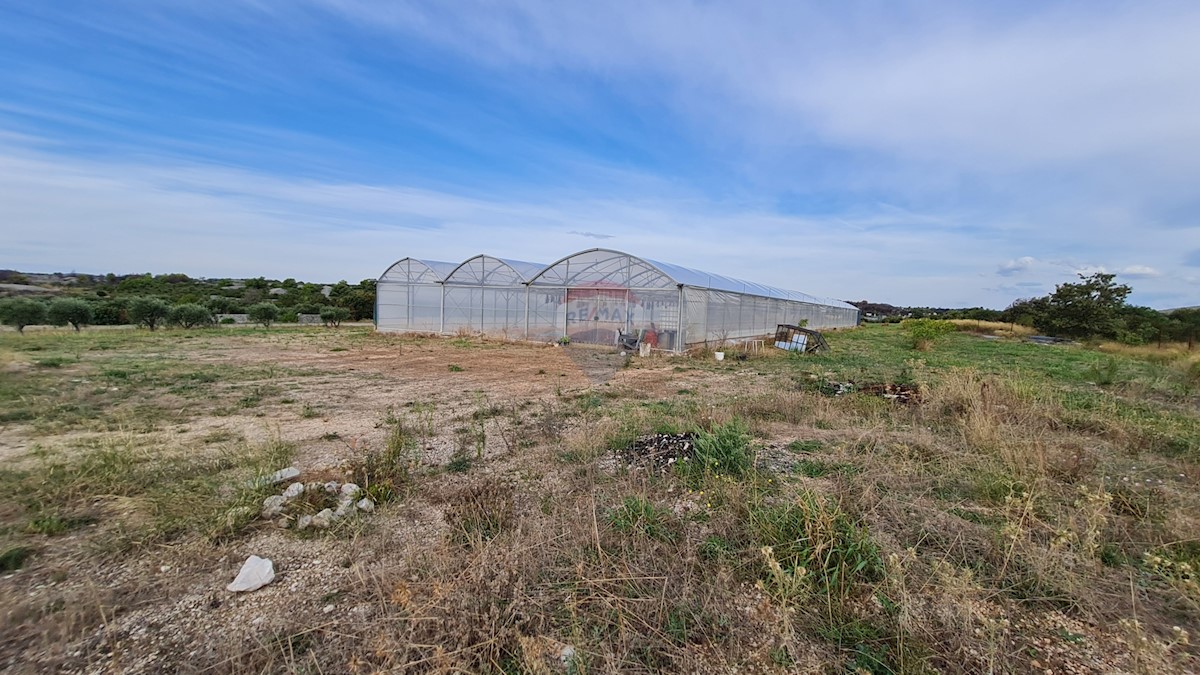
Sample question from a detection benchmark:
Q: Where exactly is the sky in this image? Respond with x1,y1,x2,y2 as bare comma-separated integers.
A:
1,1,1198,308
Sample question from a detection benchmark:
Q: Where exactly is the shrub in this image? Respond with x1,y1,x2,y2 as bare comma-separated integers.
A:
169,303,214,329
128,296,171,331
46,298,94,331
320,305,351,328
0,298,48,333
247,302,280,328
901,318,956,350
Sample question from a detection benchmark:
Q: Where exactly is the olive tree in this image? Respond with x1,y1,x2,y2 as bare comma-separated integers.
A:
169,303,214,329
0,298,48,333
247,302,280,328
319,305,351,328
129,296,172,331
47,297,95,331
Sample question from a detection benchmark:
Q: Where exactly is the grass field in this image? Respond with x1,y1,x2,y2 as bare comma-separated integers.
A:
0,324,1197,673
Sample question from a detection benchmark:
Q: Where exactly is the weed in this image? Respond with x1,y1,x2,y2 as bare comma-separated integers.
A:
445,480,515,546
608,496,676,542
678,418,753,480
1,545,33,571
448,364,464,372
787,439,824,453
748,491,882,596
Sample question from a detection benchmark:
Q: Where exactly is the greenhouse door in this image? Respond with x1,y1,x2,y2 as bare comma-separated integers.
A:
564,288,631,345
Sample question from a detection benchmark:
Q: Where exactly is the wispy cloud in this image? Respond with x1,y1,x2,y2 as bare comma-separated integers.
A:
568,231,615,240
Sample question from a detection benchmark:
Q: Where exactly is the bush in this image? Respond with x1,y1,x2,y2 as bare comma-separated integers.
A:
169,303,214,329
128,296,171,331
93,299,129,325
46,298,94,331
279,310,299,324
0,298,48,333
901,318,956,350
247,302,280,328
319,306,351,328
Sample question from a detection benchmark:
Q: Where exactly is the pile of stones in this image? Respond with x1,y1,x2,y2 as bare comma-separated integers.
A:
261,480,375,531
618,433,697,474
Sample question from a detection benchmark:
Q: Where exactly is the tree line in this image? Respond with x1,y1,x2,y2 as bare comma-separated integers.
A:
0,272,374,332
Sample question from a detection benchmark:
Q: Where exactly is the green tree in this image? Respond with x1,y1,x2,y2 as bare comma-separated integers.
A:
46,297,95,331
247,302,280,328
0,298,48,333
339,290,375,321
1041,273,1131,339
169,303,214,329
93,298,130,325
129,296,172,331
319,305,351,327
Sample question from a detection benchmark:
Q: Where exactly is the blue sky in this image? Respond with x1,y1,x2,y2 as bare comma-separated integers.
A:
1,1,1198,308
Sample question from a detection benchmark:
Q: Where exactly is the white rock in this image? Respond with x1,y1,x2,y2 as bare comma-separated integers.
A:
282,482,305,500
265,467,300,484
312,508,335,529
296,515,313,530
322,604,334,614
261,495,287,518
323,481,340,494
334,502,353,518
356,498,375,513
226,555,275,593
340,483,360,497
560,645,576,662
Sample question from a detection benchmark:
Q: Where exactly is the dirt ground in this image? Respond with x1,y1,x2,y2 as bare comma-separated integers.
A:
2,328,1197,674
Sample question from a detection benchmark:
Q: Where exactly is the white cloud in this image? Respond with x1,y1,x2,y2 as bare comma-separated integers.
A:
997,256,1037,276
1120,265,1161,279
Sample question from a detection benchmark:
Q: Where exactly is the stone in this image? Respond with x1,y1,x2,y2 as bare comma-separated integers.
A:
323,481,340,494
311,509,335,529
226,555,275,592
356,498,375,513
340,483,360,497
282,482,305,500
334,502,353,518
261,495,286,519
296,515,313,531
275,517,291,529
560,645,576,662
265,467,300,484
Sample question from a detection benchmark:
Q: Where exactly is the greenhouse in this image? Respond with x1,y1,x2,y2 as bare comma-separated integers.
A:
376,248,859,351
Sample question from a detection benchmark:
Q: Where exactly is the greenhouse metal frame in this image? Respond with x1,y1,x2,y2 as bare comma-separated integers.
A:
376,249,859,351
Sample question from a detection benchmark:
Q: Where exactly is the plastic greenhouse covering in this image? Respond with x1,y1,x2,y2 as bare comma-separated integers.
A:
376,249,859,351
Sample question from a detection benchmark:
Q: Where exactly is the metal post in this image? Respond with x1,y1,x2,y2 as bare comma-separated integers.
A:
676,284,684,353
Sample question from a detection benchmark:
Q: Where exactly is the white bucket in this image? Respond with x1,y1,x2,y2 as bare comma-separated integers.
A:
714,352,725,361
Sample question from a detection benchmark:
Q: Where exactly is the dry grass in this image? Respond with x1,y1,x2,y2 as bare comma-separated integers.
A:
2,325,1199,673
946,319,1037,339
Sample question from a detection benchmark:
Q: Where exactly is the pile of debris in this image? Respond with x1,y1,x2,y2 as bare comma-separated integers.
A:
261,480,375,531
819,381,921,404
618,433,697,474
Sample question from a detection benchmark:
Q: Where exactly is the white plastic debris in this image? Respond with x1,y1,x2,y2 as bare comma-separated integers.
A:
226,555,275,593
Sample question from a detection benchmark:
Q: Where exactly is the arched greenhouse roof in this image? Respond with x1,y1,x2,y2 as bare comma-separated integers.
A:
444,254,546,286
529,248,856,309
379,257,458,284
